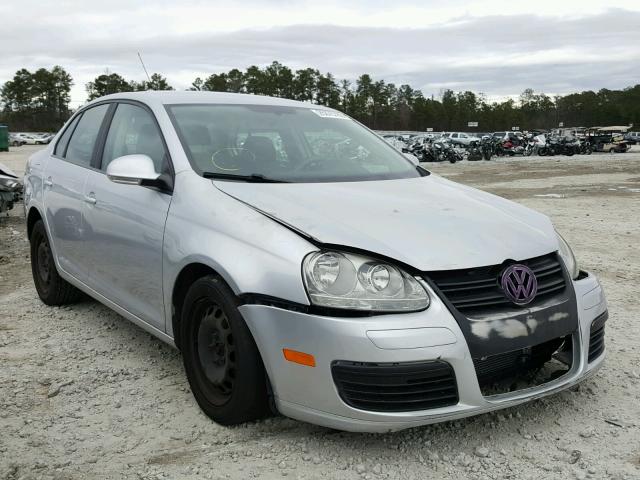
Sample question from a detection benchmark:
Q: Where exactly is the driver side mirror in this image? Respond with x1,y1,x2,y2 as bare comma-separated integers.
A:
403,152,420,166
106,154,161,186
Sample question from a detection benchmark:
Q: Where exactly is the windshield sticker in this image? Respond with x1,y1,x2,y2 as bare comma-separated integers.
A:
311,109,349,119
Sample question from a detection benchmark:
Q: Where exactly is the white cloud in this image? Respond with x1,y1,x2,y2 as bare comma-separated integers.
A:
1,1,639,107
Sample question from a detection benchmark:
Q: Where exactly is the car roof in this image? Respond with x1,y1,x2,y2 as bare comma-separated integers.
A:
88,91,322,110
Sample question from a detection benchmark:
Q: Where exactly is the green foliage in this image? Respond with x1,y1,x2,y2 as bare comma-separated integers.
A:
2,61,639,133
0,66,73,132
134,73,174,92
86,72,134,100
182,62,639,131
85,72,174,100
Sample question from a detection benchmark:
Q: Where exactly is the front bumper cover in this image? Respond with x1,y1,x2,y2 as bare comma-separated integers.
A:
240,271,606,432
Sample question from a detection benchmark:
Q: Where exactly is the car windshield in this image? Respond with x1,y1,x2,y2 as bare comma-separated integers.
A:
166,104,424,183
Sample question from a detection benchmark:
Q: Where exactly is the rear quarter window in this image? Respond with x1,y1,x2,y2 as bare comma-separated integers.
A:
54,114,82,157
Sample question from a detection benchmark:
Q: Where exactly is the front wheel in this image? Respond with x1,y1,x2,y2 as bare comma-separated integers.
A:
181,275,270,425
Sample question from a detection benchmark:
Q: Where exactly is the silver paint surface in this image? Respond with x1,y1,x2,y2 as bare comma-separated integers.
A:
213,174,558,271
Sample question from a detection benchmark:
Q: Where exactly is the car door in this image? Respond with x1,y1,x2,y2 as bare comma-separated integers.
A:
83,102,173,330
43,104,110,283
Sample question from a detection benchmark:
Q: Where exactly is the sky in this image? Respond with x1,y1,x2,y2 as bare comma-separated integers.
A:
2,0,640,107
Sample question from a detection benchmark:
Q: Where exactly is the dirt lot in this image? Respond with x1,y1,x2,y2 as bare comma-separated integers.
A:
1,145,639,480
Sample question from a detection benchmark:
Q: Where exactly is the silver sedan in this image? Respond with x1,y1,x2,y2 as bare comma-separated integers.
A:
23,92,607,432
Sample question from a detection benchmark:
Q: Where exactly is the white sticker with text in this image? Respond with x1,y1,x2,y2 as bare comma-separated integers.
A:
311,109,349,119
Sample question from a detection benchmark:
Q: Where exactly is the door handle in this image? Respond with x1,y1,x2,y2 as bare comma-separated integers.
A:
44,177,53,187
84,193,97,205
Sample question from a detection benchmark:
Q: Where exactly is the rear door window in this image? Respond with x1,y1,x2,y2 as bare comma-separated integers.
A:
65,104,110,167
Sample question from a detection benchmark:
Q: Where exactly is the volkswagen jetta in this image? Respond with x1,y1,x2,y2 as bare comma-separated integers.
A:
23,92,607,432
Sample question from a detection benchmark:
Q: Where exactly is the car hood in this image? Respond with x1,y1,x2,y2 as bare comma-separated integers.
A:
213,175,558,271
0,162,18,178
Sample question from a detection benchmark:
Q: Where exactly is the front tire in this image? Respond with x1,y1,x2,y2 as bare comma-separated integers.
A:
30,220,83,305
181,275,270,425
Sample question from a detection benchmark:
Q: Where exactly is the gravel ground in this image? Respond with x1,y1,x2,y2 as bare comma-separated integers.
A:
1,145,639,480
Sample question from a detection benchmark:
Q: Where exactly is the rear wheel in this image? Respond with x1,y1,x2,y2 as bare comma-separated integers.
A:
29,220,83,305
181,275,270,425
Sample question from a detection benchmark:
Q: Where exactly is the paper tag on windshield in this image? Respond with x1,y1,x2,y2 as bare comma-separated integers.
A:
311,109,349,119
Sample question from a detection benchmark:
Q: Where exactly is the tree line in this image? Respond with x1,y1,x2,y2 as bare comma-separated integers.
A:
1,62,638,132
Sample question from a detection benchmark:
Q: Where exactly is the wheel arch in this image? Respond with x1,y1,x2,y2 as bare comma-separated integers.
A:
27,206,44,240
170,262,236,350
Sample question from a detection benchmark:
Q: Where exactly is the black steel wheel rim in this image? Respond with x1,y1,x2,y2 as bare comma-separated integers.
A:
194,300,236,405
36,238,51,287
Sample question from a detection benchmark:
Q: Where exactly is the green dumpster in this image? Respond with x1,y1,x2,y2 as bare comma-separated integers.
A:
0,125,8,152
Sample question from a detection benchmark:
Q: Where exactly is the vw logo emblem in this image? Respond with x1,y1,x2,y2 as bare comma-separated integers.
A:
500,264,538,305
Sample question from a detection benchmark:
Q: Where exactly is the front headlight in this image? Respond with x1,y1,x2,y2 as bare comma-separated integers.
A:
556,231,579,280
302,251,429,312
0,178,20,191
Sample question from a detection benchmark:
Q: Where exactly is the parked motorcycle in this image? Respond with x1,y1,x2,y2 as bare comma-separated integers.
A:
495,138,523,157
524,135,546,156
466,141,483,161
537,136,571,156
480,137,494,160
0,162,22,214
552,137,574,156
422,139,461,163
406,140,425,160
537,139,554,156
576,139,593,155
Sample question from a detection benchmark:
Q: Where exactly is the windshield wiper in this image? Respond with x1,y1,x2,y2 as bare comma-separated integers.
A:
202,172,289,183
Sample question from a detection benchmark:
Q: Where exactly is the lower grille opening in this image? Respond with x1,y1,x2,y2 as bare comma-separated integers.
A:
474,335,574,396
331,360,458,412
588,313,607,362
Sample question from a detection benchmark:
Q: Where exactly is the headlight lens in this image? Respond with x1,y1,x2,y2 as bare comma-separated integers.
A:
303,251,429,312
556,231,579,279
0,178,20,191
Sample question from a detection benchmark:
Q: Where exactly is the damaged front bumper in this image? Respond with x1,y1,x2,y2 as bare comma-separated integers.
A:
240,271,607,432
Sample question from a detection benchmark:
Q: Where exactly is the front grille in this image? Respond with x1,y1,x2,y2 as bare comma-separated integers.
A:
331,361,458,412
427,253,566,314
588,314,607,362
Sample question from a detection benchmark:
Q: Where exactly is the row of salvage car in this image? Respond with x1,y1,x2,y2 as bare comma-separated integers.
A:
381,127,634,163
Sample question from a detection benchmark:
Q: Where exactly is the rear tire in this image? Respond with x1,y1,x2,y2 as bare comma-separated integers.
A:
180,275,270,425
30,220,83,305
